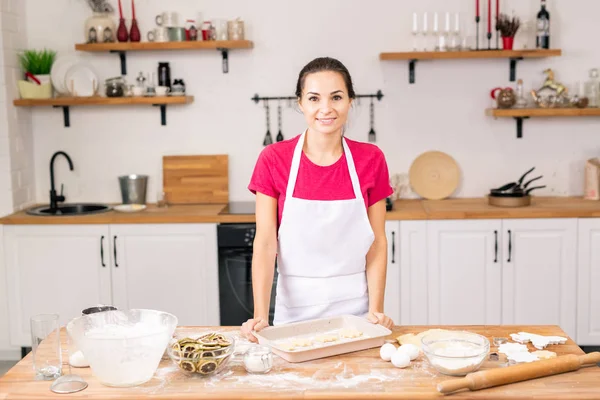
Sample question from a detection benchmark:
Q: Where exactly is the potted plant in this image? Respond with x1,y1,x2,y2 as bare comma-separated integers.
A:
17,48,56,99
83,0,117,43
497,13,521,50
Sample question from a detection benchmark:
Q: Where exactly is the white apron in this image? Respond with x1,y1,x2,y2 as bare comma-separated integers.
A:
273,131,375,325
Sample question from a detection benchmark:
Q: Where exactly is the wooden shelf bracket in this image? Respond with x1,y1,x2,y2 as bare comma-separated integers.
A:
52,105,70,127
509,57,523,82
514,116,529,138
110,50,127,75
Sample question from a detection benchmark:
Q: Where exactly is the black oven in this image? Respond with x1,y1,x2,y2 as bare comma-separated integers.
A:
217,223,277,326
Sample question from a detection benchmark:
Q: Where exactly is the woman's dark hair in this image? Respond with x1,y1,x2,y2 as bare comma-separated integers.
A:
295,57,356,100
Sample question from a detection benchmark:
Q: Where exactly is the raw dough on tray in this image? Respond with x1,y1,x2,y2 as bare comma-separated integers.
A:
292,338,313,347
339,328,363,339
315,334,338,343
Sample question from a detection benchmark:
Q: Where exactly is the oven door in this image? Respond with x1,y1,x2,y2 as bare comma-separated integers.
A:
218,248,277,326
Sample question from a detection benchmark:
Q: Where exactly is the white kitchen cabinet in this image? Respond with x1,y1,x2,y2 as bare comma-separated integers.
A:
4,225,111,346
384,221,401,324
427,220,502,325
577,219,600,345
110,224,219,327
384,221,428,326
501,219,577,340
398,221,428,325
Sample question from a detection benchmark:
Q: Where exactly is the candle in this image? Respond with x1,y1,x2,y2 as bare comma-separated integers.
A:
433,12,439,32
423,12,428,32
487,0,491,33
445,12,450,32
455,12,460,32
476,0,480,18
413,12,418,32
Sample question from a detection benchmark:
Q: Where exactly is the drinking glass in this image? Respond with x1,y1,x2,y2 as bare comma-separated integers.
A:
31,314,62,380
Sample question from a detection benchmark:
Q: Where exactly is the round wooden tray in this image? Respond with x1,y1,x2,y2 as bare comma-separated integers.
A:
409,151,460,200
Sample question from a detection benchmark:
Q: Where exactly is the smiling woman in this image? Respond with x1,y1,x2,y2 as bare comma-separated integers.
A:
241,57,394,341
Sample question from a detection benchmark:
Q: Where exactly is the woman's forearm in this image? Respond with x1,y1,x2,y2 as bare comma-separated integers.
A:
365,236,388,313
251,241,277,320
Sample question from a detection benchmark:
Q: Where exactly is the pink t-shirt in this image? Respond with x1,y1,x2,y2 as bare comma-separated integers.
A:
248,134,394,226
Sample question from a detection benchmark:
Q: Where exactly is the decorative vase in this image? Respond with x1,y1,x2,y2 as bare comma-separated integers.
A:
84,12,117,43
117,18,129,42
129,19,141,42
502,36,515,50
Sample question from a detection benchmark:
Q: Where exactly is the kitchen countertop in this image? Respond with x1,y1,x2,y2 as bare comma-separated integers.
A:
1,197,600,225
0,325,598,399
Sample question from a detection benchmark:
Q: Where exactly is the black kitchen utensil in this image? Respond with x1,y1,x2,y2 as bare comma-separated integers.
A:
368,97,376,143
263,101,273,146
525,185,546,195
516,166,535,188
523,175,543,189
276,101,284,142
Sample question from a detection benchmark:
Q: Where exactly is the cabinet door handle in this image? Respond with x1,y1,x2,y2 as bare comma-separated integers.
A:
391,231,396,264
113,235,119,267
100,236,106,267
494,230,498,263
507,230,512,263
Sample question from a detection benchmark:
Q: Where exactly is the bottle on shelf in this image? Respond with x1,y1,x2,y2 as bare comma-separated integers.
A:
585,68,600,108
536,0,550,49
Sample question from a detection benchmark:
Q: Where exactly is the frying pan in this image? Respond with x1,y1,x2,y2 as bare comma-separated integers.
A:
491,167,535,192
489,185,546,198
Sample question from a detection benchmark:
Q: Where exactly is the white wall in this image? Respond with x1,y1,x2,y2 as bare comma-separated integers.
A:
21,0,600,204
0,0,33,360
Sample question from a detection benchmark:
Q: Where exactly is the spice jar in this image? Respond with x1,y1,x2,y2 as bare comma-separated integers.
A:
243,345,273,374
105,77,125,97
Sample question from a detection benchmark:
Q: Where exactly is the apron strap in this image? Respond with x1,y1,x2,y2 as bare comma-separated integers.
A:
285,131,364,202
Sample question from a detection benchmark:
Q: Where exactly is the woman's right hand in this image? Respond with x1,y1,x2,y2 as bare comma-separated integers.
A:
241,318,269,343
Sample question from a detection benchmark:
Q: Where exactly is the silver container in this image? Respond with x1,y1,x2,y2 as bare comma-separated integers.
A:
118,174,148,204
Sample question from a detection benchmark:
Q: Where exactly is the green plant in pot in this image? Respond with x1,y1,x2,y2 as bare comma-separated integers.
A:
17,48,56,99
497,13,521,50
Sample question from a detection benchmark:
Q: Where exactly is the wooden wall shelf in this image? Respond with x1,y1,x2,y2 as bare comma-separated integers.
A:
75,40,254,75
380,49,562,84
486,107,600,138
13,96,194,127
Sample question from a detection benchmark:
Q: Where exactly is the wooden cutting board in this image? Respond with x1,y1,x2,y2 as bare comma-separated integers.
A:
163,155,228,204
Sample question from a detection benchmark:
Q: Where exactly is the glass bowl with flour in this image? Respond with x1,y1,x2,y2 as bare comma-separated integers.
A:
67,309,177,387
421,331,489,376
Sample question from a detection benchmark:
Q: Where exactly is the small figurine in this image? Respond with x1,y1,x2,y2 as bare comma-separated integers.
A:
530,69,569,108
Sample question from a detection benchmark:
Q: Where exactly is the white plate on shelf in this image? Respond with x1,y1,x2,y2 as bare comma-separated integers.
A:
113,204,147,213
64,63,99,97
169,92,186,96
50,54,79,95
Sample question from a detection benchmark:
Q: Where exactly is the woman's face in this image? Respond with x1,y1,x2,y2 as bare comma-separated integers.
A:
298,71,352,136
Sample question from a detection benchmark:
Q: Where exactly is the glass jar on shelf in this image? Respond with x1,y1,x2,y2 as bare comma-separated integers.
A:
585,68,600,108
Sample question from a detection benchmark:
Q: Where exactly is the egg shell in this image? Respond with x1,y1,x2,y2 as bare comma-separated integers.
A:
379,343,397,361
391,351,411,368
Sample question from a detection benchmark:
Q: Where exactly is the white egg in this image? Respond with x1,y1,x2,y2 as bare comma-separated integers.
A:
379,343,397,361
397,343,420,360
391,351,411,368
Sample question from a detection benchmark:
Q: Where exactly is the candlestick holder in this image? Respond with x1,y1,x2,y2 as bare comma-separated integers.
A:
475,16,480,50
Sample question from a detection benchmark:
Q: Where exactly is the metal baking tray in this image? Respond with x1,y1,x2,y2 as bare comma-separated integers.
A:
253,314,392,363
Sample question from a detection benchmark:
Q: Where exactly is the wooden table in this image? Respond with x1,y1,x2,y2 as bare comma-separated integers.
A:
1,325,599,399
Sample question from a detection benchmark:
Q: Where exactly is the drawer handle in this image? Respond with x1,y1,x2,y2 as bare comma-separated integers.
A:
391,231,396,264
494,230,498,263
100,236,106,267
113,235,119,267
507,230,512,263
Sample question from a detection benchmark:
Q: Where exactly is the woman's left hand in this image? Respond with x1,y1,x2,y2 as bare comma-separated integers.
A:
367,312,394,330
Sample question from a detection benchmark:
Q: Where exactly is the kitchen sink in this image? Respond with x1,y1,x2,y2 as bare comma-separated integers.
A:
26,203,112,216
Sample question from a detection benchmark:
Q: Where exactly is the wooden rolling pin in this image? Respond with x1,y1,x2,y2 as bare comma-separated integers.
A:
438,352,600,395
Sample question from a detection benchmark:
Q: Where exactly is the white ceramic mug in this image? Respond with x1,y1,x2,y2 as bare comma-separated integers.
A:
156,86,170,96
155,12,179,28
132,86,144,96
147,27,169,42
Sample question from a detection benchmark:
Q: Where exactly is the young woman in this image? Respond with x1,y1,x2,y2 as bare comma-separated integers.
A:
242,57,394,342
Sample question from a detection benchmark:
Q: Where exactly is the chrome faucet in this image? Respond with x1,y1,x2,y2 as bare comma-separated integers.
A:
49,151,74,212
